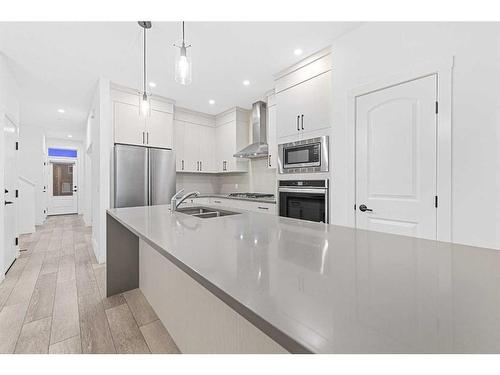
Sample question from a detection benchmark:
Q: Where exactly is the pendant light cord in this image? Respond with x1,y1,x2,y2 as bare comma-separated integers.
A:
182,21,185,43
143,26,147,94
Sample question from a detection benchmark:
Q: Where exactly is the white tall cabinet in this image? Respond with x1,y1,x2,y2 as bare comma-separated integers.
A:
275,50,332,142
112,87,174,149
266,92,278,169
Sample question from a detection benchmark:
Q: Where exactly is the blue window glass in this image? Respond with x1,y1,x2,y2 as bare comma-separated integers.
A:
48,148,77,158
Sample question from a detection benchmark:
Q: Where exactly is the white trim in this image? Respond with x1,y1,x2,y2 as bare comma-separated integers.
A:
19,175,36,187
346,57,454,242
273,46,331,80
110,82,176,105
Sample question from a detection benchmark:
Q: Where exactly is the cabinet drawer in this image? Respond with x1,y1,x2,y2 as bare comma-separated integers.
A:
238,200,276,215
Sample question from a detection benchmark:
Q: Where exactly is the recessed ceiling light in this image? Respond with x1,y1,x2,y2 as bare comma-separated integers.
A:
57,109,65,113
149,82,156,88
243,80,250,86
294,48,303,56
67,134,73,138
208,99,215,105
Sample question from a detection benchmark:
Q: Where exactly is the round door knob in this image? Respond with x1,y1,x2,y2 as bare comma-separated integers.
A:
359,204,373,212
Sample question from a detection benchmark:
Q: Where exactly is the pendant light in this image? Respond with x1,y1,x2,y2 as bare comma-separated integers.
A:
138,21,152,117
174,21,192,85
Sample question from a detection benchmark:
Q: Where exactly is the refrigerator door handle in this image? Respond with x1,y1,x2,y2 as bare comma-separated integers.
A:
147,148,151,205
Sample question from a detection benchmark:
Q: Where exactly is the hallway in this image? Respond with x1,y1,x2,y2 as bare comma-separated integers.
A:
0,215,179,354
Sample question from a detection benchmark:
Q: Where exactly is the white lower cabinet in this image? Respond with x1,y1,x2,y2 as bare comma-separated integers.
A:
209,198,276,215
176,197,210,207
139,239,288,353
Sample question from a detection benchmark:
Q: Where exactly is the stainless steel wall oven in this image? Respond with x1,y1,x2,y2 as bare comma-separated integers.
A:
278,179,329,223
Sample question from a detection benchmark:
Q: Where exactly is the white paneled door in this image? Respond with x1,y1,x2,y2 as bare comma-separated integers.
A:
355,74,438,239
3,116,19,272
48,160,78,215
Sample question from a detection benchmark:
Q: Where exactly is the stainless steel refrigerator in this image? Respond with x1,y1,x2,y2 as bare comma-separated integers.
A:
114,144,176,208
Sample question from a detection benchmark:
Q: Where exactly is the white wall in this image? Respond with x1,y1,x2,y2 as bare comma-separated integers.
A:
83,112,93,227
329,22,500,250
18,177,36,234
88,77,111,264
18,125,46,225
0,53,20,280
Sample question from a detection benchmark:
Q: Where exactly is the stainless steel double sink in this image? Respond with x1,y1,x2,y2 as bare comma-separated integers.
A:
176,206,240,219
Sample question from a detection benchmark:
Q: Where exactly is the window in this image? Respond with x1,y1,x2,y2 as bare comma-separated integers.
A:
48,148,77,158
52,163,74,196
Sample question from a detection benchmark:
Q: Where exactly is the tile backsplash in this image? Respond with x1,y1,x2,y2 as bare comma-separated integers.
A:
176,158,277,195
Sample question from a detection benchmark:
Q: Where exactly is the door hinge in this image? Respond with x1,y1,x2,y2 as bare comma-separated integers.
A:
354,204,357,211
15,189,18,198
435,101,439,114
434,195,438,208
15,141,19,150
15,237,19,246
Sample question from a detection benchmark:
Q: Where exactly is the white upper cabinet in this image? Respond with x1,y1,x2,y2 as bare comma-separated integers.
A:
174,120,185,171
174,108,217,173
266,92,278,169
275,50,332,141
182,122,200,172
215,108,249,173
199,124,215,173
114,101,145,145
112,87,174,149
147,107,174,149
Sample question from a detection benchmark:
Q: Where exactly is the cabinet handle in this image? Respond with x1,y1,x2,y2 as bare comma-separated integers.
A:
214,200,221,203
296,115,300,131
142,131,145,144
146,132,149,144
301,114,304,130
257,206,269,210
197,161,200,171
181,160,184,170
200,161,202,171
268,154,271,167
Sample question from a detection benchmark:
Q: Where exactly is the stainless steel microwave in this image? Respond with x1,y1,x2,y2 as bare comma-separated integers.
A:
277,136,329,174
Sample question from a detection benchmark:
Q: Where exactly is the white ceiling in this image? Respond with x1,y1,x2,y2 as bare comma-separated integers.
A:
0,22,361,138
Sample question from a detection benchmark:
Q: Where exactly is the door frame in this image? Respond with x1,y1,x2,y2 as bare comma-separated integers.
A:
1,112,19,276
346,57,453,242
47,156,78,215
0,110,6,280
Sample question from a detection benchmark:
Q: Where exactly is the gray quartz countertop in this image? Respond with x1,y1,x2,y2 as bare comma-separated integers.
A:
107,204,500,353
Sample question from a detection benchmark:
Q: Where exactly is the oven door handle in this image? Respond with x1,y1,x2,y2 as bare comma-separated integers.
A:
278,188,328,194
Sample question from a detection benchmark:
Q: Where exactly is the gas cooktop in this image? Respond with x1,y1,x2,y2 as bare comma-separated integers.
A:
227,192,275,199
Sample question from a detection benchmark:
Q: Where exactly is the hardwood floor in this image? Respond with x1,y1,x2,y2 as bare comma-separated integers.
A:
0,214,180,354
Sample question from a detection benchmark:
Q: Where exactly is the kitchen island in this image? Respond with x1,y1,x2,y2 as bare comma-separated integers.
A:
106,204,500,354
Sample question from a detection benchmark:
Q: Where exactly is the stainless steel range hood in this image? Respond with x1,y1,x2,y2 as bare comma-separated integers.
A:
233,101,268,159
